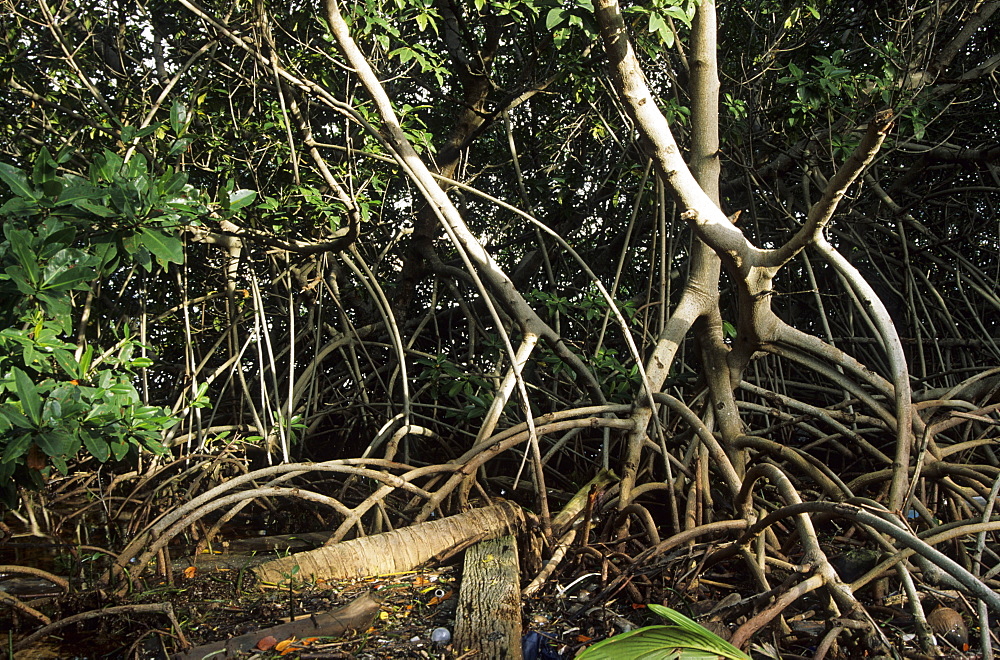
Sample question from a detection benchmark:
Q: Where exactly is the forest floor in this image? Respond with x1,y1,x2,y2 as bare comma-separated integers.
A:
2,510,977,659
6,558,614,659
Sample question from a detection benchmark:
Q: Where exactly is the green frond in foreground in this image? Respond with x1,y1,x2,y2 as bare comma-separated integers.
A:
575,605,751,660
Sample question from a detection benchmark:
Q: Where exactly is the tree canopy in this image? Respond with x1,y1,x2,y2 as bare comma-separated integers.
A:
2,0,1000,654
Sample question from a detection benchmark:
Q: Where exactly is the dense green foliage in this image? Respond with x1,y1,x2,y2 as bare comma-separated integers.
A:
0,145,192,502
1,0,998,498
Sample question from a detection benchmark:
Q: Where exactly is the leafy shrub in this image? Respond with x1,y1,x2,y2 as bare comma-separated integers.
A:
0,143,195,504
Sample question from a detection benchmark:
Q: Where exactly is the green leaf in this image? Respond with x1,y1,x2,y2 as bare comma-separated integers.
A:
650,606,750,660
576,607,751,660
546,8,570,30
123,152,149,179
13,367,41,426
138,434,168,455
138,228,184,266
110,178,143,219
83,434,111,462
159,171,189,196
32,147,58,186
0,196,39,216
71,200,117,217
577,626,728,659
5,227,41,287
41,253,96,291
662,5,692,28
35,430,73,458
170,100,189,135
78,344,93,379
110,440,129,461
0,162,39,200
648,12,667,34
93,150,124,181
41,397,62,423
2,433,33,463
56,179,105,206
167,137,193,157
228,188,257,210
50,455,69,475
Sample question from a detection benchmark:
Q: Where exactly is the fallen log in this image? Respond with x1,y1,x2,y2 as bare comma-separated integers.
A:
171,591,381,659
252,500,524,584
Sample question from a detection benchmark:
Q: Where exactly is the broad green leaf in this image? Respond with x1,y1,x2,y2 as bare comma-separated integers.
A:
35,429,73,457
32,147,58,186
5,227,40,287
41,248,96,290
41,398,62,423
167,137,193,157
228,188,257,210
159,171,189,196
139,434,169,455
1,406,34,430
577,626,717,659
108,381,137,399
546,7,570,30
36,292,73,323
577,626,733,659
50,455,69,475
40,225,77,257
92,240,119,272
0,196,39,215
83,434,111,462
78,344,93,379
56,179,106,206
109,179,140,218
41,265,95,292
71,200,117,217
576,607,751,660
51,349,80,380
85,402,114,423
649,12,667,33
41,178,63,199
124,152,148,179
110,440,129,461
648,605,749,659
138,227,184,265
93,150,124,182
663,5,693,28
0,162,39,200
2,433,33,462
170,100,189,135
13,367,41,426
136,123,163,138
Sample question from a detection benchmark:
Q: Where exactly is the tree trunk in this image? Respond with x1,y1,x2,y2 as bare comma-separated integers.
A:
454,535,523,660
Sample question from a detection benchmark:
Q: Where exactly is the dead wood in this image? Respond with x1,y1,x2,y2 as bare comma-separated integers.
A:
170,591,381,660
454,535,523,660
252,501,524,584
